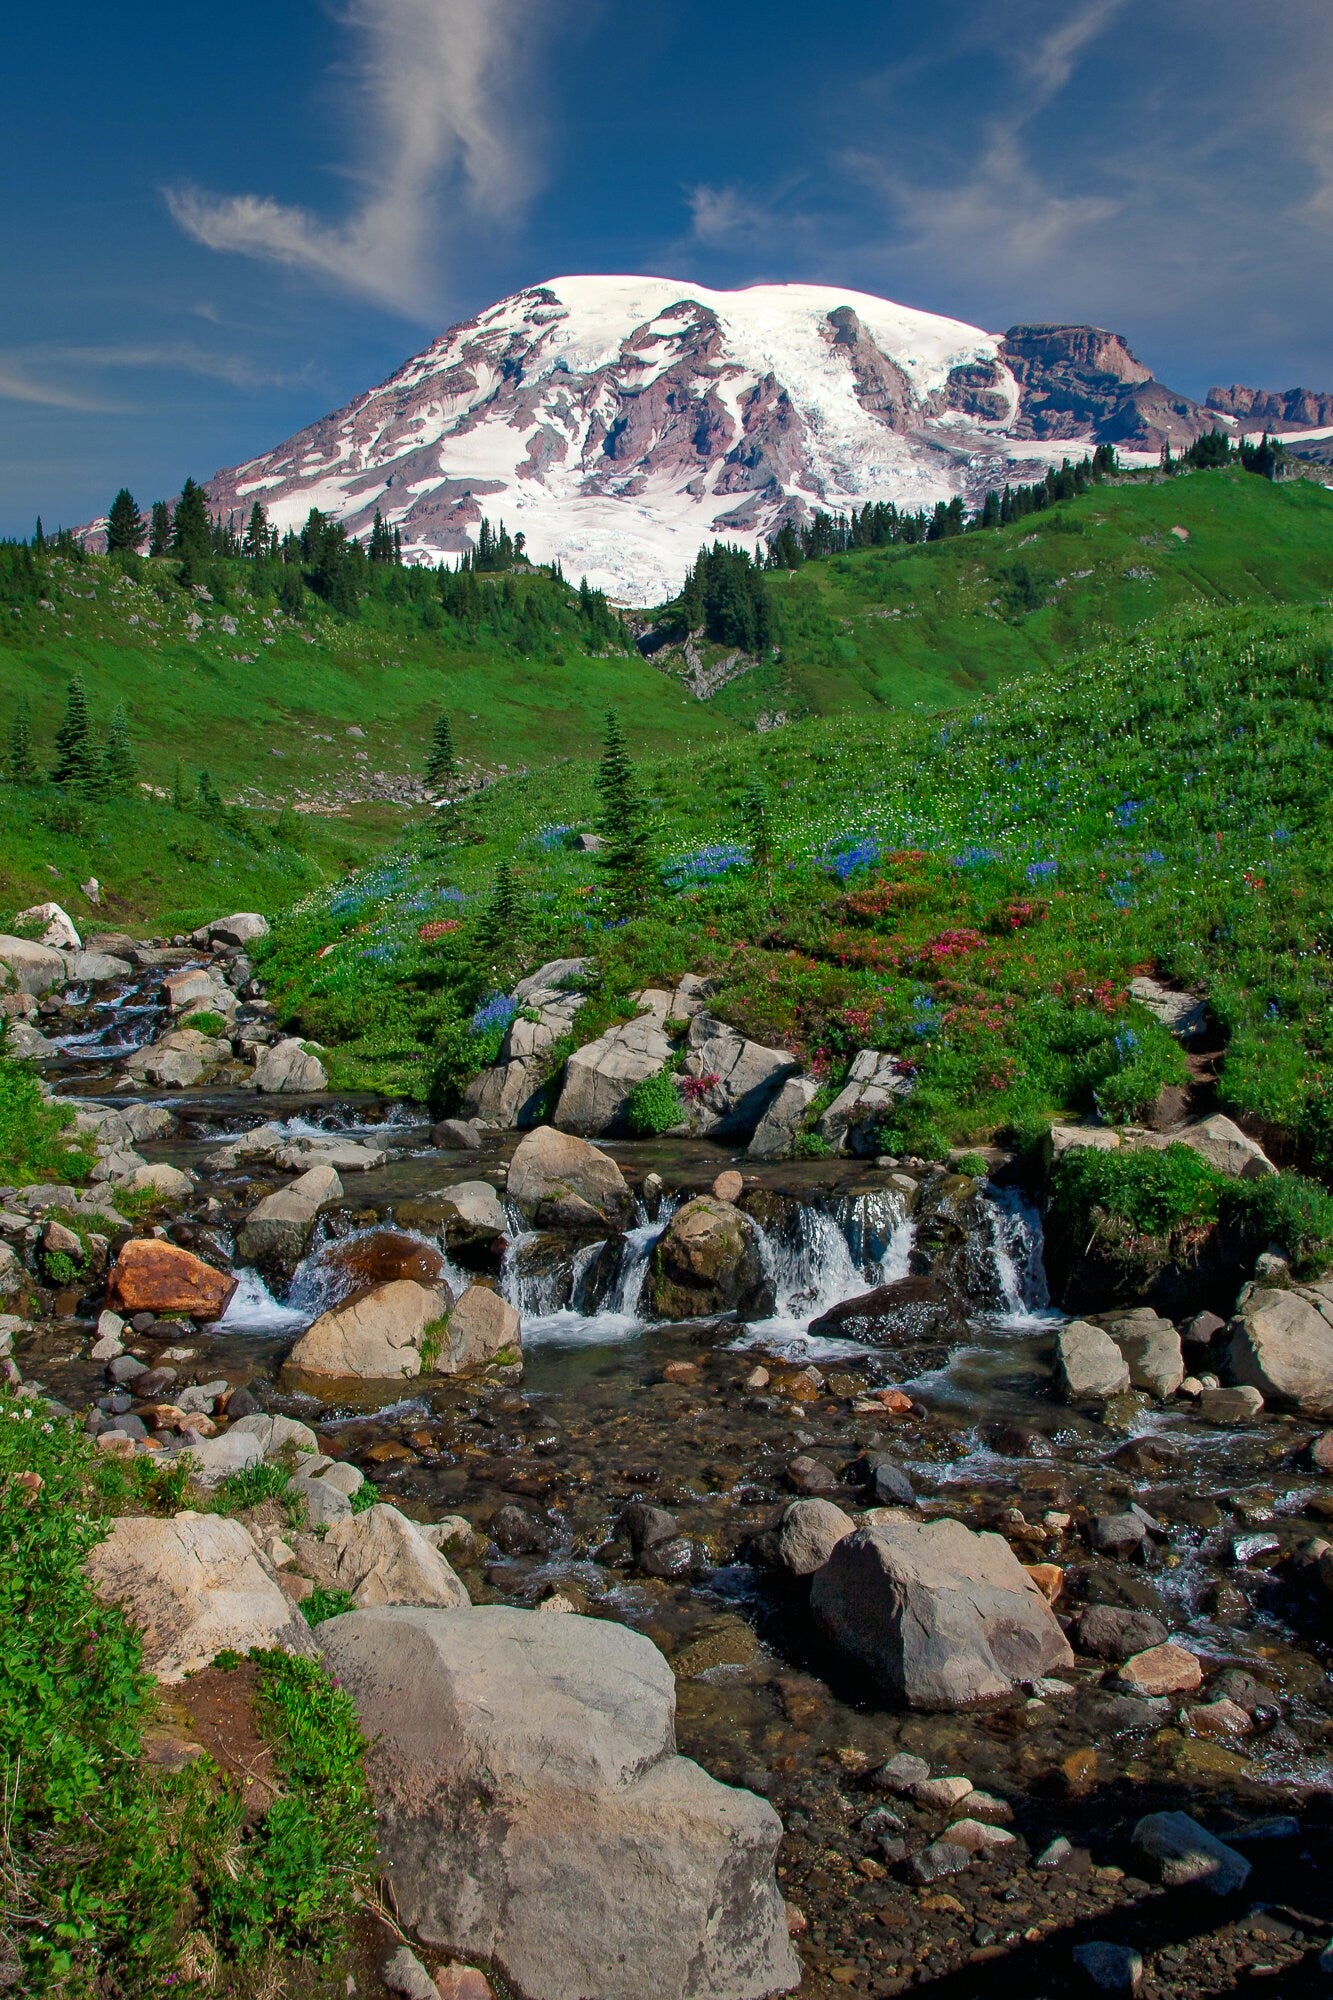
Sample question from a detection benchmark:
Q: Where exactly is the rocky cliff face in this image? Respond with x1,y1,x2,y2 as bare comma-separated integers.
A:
201,276,1320,603
1206,383,1333,430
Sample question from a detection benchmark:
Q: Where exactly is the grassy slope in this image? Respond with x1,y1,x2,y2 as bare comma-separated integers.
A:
1,466,1329,934
749,465,1333,717
258,598,1333,1181
0,555,745,805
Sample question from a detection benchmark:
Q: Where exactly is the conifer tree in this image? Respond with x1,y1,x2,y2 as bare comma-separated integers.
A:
196,769,224,820
477,861,519,963
424,713,457,796
741,778,772,886
171,478,212,577
33,519,45,551
242,501,270,560
148,501,171,559
106,488,145,554
103,707,137,793
7,701,38,788
172,759,188,811
594,710,651,906
51,676,99,791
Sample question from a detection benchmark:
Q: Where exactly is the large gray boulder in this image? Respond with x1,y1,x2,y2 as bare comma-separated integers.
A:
437,1285,521,1372
87,1512,318,1682
193,911,270,948
507,1124,631,1228
282,1278,454,1382
1229,1285,1333,1415
553,990,676,1135
646,1197,769,1320
810,1513,1074,1708
680,1014,798,1142
124,1027,228,1089
817,1050,913,1155
1054,1321,1131,1401
14,901,80,950
0,934,76,995
317,1605,799,2000
236,1163,342,1273
747,1076,820,1160
251,1037,328,1093
1112,1317,1184,1399
314,1506,471,1609
1174,1114,1275,1179
777,1499,855,1577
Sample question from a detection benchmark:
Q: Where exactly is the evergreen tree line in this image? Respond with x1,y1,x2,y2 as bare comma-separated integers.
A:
33,486,624,651
1162,430,1289,479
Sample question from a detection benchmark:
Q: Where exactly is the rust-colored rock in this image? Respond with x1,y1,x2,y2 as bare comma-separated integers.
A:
1117,1642,1203,1697
319,1231,446,1306
435,1967,495,2000
107,1239,237,1321
1023,1563,1064,1604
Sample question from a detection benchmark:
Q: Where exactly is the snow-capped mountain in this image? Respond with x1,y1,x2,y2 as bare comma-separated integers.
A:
202,276,1222,603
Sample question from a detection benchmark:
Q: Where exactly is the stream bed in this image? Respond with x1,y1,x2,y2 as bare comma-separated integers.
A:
14,953,1333,1996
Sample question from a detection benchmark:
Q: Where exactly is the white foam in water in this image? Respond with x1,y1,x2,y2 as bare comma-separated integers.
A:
979,1187,1059,1328
735,1189,916,1360
216,1266,310,1334
506,1200,678,1347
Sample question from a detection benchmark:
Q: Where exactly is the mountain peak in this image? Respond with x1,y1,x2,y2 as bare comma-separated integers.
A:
203,277,1224,602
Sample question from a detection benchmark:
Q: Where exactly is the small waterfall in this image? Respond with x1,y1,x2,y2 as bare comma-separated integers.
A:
505,1197,678,1347
978,1188,1051,1322
745,1188,916,1349
216,1267,310,1334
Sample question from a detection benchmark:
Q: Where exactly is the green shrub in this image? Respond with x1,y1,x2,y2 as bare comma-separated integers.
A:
625,1067,685,1136
181,1009,227,1036
1049,1143,1225,1239
954,1152,988,1178
1236,1171,1333,1276
0,1053,92,1185
299,1587,358,1626
419,1314,449,1371
348,1478,377,1514
207,1462,292,1516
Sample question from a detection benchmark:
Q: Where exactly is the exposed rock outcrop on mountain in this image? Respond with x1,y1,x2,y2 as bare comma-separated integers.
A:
1000,325,1215,447
1207,383,1333,430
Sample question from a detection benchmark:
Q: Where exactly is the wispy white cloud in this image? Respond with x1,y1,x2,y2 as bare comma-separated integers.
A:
687,184,779,247
55,343,308,391
0,362,120,412
848,0,1128,281
166,0,546,317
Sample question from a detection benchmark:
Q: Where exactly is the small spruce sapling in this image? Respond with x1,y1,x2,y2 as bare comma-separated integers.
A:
7,701,38,788
594,710,652,909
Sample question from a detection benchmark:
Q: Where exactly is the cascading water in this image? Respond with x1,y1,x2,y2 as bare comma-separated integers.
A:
977,1186,1053,1323
503,1198,680,1346
739,1188,917,1355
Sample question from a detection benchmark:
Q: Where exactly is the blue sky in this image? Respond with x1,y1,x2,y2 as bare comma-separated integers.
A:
4,0,1332,537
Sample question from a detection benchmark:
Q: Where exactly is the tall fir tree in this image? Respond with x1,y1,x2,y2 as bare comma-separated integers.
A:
105,488,145,554
477,861,519,965
594,710,651,906
172,759,188,812
103,707,137,793
196,769,224,820
7,701,38,787
51,676,99,792
171,478,212,578
424,713,457,796
741,778,772,889
32,518,44,551
148,501,171,559
242,501,270,560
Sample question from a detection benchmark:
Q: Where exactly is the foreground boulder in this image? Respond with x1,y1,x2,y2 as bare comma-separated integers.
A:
310,1506,471,1609
506,1124,631,1228
124,1027,228,1089
810,1514,1074,1708
0,934,68,995
1229,1285,1333,1415
318,1605,800,2000
438,1285,521,1371
747,1076,821,1160
553,990,677,1135
251,1036,328,1093
107,1239,237,1320
1054,1320,1131,1401
15,900,80,950
88,1513,317,1681
646,1197,769,1320
679,1013,798,1142
463,958,590,1127
283,1278,453,1382
192,911,270,948
236,1164,342,1273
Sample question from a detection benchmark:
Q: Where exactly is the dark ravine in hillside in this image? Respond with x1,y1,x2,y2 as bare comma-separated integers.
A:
5,918,1333,1993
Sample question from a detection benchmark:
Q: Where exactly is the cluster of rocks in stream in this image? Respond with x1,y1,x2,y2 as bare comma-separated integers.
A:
6,920,1333,1993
